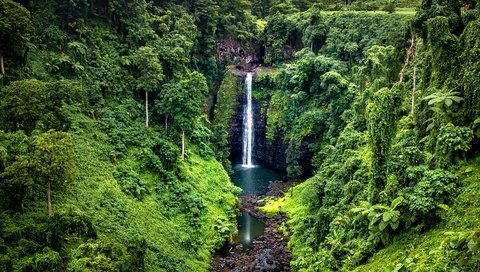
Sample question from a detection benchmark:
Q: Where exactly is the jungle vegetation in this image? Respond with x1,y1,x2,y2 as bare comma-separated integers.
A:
255,1,480,272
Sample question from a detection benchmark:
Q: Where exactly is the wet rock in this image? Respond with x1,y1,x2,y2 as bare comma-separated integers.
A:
226,258,235,268
254,99,288,172
254,249,278,271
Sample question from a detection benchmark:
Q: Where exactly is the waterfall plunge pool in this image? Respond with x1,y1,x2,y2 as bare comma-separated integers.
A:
231,163,282,195
232,212,265,250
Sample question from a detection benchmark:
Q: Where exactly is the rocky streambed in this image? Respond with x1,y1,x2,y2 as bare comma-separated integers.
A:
212,181,297,272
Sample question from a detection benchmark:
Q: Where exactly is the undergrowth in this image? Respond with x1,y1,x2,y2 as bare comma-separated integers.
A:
0,112,239,271
261,156,480,271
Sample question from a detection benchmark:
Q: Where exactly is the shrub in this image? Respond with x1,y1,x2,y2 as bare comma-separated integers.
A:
67,239,145,272
351,196,404,245
445,228,480,270
435,123,474,167
113,168,150,200
400,167,457,225
383,2,396,13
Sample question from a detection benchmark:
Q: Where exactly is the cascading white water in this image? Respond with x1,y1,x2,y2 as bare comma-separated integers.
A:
242,72,255,168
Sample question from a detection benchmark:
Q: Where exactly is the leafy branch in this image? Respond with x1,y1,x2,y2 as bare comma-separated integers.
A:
351,196,404,244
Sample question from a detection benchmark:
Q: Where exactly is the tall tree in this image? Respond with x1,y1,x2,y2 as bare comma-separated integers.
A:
31,130,76,216
0,0,32,74
131,46,164,128
252,0,273,18
191,0,219,85
158,71,208,159
367,83,403,202
0,79,85,133
413,0,463,37
0,130,33,212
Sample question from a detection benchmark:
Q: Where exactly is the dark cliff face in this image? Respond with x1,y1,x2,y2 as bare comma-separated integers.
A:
227,85,287,172
297,136,314,178
253,99,288,172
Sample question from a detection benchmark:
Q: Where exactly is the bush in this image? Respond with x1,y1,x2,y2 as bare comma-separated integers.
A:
113,168,150,200
383,2,396,13
400,167,457,224
446,228,480,270
67,239,145,272
435,123,474,167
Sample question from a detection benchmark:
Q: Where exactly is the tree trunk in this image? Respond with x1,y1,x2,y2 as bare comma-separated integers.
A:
47,181,52,216
0,53,4,74
165,116,168,130
398,33,418,118
399,33,415,83
411,42,417,117
181,129,185,160
145,91,149,128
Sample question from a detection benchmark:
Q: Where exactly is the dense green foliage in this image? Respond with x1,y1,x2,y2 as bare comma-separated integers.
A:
1,0,479,270
255,2,480,271
255,10,412,178
0,0,247,270
212,71,244,171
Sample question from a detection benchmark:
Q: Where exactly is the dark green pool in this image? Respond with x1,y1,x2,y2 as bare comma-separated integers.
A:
233,213,265,249
230,164,282,195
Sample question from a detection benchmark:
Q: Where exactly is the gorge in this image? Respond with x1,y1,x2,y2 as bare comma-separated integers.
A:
1,0,480,271
212,71,291,271
227,70,289,173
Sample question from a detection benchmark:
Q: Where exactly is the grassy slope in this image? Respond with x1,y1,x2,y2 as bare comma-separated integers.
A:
261,156,480,271
59,114,238,271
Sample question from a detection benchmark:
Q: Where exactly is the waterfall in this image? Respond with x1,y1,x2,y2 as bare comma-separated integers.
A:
242,72,255,168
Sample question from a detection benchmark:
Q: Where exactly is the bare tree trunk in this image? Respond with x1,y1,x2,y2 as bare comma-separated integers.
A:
0,53,4,74
47,181,52,216
411,40,418,117
181,129,185,160
398,32,418,118
165,116,168,130
399,32,415,83
145,91,149,128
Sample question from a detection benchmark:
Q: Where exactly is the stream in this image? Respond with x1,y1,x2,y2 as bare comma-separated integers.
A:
230,163,281,249
211,161,291,271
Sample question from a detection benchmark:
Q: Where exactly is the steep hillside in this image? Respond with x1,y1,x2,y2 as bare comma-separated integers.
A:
253,5,480,272
0,0,247,270
0,107,239,271
262,156,480,271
